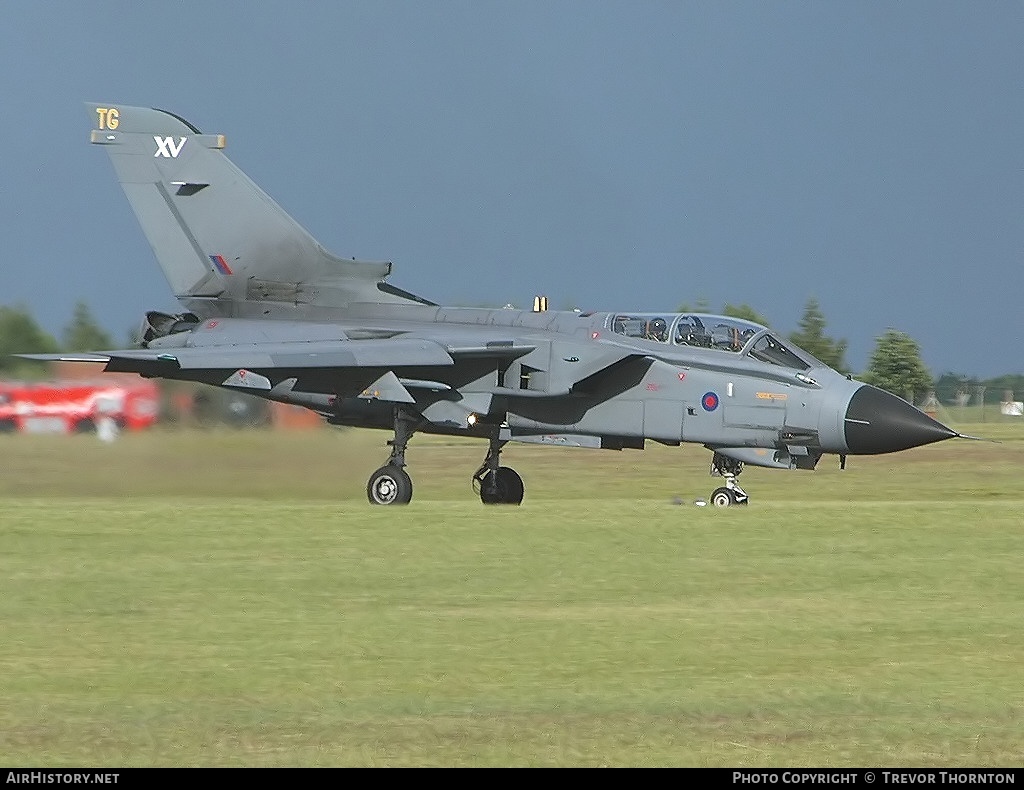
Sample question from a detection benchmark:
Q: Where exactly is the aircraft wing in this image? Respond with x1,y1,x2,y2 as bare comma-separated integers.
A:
19,336,540,377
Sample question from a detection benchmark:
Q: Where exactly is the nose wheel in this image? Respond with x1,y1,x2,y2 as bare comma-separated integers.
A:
710,484,747,507
709,451,749,507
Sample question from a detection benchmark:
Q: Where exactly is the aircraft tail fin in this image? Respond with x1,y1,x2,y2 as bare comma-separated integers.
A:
87,103,423,312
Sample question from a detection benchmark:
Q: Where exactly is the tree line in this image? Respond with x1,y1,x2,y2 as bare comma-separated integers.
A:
679,297,1014,406
0,302,114,379
1,299,1019,406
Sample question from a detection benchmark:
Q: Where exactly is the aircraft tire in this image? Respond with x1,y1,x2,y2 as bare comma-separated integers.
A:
710,487,735,507
479,466,524,505
367,465,413,505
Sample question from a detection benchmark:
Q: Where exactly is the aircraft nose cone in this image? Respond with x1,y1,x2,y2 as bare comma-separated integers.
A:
844,384,957,454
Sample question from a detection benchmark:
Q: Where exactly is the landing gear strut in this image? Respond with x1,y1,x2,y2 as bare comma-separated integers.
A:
710,451,749,507
472,437,524,505
367,407,419,505
366,409,526,506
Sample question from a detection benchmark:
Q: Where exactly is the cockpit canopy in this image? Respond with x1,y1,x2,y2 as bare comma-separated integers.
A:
608,312,813,372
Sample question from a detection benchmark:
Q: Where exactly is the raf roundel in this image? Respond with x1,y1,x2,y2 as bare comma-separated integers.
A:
701,391,720,412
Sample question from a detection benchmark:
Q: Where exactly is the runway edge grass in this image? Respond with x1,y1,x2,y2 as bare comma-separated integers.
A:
1,426,1022,765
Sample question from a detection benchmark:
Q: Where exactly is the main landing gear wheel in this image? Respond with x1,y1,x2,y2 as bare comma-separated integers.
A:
476,466,525,505
367,465,413,505
473,437,525,505
367,407,419,506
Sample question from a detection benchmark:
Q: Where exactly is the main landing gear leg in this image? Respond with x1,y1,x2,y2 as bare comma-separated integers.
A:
367,407,419,505
710,451,749,507
472,437,524,505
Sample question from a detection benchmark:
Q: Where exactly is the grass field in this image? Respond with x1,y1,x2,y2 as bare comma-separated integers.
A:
1,423,1022,766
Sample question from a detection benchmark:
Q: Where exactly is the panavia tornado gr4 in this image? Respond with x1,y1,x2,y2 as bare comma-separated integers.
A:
27,103,965,506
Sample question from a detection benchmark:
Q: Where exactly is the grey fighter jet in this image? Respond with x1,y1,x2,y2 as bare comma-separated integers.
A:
28,104,963,506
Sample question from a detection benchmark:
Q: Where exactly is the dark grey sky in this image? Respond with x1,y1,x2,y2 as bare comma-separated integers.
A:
1,2,1020,377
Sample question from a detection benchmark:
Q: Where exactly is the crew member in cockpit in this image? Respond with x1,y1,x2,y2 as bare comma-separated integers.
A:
645,318,668,342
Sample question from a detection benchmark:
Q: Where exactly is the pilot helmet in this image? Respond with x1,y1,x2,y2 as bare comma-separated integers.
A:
649,318,667,338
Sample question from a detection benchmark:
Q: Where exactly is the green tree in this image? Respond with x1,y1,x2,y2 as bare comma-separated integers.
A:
721,303,771,327
0,304,59,376
62,301,113,351
981,374,1024,405
862,329,933,404
676,297,711,313
934,372,979,406
787,297,848,373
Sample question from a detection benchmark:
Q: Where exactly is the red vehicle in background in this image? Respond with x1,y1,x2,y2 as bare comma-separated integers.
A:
0,379,160,434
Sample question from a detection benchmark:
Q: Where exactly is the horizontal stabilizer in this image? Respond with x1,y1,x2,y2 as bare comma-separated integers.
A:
18,353,112,363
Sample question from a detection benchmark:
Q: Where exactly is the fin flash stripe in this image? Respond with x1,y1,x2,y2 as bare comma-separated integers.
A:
210,255,233,275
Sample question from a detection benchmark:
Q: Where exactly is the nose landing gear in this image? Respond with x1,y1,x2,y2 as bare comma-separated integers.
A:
709,452,749,507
